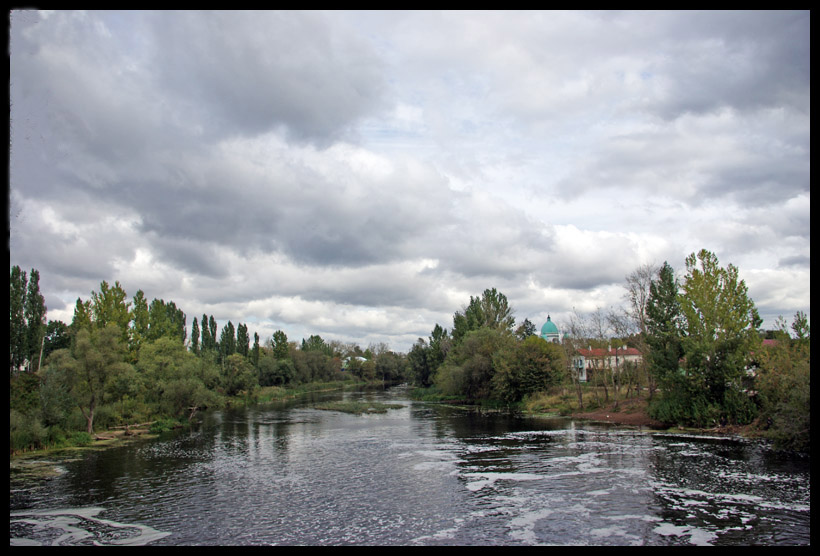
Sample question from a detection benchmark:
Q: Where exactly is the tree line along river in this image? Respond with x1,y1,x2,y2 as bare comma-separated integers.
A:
10,386,810,546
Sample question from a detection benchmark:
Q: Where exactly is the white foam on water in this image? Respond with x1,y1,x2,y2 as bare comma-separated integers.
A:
462,472,543,492
506,507,555,544
588,525,643,546
9,507,171,546
410,517,466,544
653,522,718,546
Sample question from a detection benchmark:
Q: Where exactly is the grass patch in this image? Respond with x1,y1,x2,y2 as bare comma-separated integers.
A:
409,386,467,403
314,401,404,415
523,390,577,416
257,380,364,404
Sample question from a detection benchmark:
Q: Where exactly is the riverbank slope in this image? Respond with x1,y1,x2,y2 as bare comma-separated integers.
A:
568,396,761,437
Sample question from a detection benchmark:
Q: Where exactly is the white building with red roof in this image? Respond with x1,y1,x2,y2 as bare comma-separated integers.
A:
572,345,643,383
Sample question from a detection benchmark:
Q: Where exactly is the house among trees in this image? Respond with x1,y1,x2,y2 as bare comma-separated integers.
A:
572,346,642,383
537,314,643,384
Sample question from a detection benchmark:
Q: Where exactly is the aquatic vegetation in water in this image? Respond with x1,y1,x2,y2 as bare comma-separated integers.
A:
314,401,404,414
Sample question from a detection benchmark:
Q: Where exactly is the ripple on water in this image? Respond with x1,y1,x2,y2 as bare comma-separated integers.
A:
9,400,810,546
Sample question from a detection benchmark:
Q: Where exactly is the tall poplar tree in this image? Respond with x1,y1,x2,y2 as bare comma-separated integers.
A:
10,266,28,373
9,266,47,373
24,269,47,372
200,314,212,352
209,316,218,352
645,262,684,386
251,332,260,369
130,289,150,361
219,321,236,363
191,318,200,354
236,323,250,358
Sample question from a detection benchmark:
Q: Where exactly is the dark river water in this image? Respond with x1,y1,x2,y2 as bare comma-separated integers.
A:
10,386,810,546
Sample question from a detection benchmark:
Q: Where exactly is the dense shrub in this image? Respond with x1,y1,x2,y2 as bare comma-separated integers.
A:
10,409,48,453
70,431,93,446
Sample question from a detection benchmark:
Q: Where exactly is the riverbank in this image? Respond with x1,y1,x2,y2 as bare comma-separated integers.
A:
566,396,764,439
10,380,374,461
569,396,665,428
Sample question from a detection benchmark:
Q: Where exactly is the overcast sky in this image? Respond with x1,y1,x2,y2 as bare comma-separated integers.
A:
9,10,810,352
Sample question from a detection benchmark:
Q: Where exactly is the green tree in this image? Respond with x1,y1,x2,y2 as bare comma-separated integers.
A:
407,338,433,387
106,363,144,421
161,377,218,420
91,281,132,344
147,299,186,344
222,353,259,398
492,335,567,403
47,323,132,433
24,269,47,372
678,249,761,424
191,318,200,354
452,288,515,345
9,266,48,373
514,318,537,341
428,324,450,373
292,348,338,383
791,310,810,343
10,266,28,373
258,352,295,386
136,336,195,403
69,298,94,360
208,316,218,351
42,320,71,362
649,251,762,426
251,332,260,369
38,364,75,428
219,321,236,362
645,262,684,388
271,330,290,360
374,349,405,385
236,323,250,358
435,327,515,401
129,289,150,361
301,334,332,356
755,312,810,452
200,314,213,352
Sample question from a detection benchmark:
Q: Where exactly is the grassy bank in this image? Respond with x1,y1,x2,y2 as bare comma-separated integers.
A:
10,380,367,458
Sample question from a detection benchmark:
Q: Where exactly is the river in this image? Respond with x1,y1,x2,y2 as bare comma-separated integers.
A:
10,386,810,546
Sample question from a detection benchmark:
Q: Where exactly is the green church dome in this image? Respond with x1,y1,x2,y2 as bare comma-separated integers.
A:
541,316,559,335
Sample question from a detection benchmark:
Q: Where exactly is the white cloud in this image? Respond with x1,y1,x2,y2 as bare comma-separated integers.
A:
10,10,810,351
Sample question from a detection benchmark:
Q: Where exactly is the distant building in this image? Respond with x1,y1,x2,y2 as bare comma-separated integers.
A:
537,315,642,383
571,346,642,383
540,315,561,343
341,356,368,371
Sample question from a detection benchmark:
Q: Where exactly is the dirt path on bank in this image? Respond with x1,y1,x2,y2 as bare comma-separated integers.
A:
569,397,760,438
570,396,666,428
